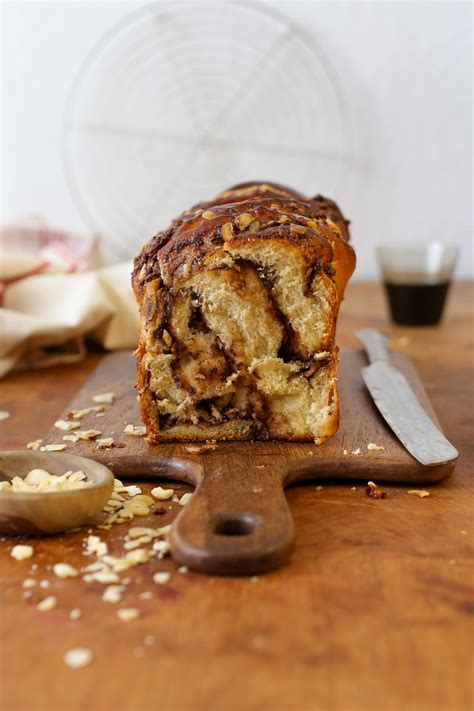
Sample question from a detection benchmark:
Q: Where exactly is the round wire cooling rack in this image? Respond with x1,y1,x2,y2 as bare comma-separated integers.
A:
62,1,350,262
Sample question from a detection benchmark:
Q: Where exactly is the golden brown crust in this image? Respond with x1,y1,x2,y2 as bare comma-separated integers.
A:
132,181,355,443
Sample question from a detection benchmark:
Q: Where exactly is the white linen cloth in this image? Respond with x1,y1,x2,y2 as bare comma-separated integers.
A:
0,218,139,376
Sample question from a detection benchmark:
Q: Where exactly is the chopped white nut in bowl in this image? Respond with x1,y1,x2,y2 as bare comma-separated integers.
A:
0,469,92,493
0,450,114,535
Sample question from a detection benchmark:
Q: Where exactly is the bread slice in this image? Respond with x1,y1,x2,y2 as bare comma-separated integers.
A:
132,181,355,443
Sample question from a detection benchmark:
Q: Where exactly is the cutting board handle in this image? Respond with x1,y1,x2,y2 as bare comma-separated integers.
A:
169,455,294,575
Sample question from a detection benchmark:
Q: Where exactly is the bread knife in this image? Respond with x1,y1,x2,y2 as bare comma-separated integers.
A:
356,329,458,466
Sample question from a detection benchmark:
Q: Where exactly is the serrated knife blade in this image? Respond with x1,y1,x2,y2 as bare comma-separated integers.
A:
356,329,458,466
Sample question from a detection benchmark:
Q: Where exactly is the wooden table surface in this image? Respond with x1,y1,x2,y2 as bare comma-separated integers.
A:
1,282,473,711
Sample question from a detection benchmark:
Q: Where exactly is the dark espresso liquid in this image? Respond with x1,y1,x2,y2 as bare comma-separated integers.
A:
384,281,450,326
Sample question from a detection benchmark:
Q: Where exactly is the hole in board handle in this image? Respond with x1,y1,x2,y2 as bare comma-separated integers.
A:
213,513,260,537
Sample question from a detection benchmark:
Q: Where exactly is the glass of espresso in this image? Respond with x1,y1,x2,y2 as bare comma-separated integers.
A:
376,243,458,326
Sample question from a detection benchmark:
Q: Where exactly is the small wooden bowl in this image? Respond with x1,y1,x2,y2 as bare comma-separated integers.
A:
0,451,114,536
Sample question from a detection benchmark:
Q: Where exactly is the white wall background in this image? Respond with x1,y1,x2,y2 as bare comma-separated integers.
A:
1,0,472,279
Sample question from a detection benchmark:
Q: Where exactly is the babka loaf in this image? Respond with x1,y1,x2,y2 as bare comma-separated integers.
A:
132,181,355,443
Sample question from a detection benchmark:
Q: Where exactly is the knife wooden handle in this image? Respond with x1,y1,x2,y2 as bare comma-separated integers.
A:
356,329,390,363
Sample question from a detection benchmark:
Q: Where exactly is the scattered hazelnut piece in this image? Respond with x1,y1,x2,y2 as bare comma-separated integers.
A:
365,481,387,499
37,595,57,611
0,411,10,421
102,585,124,603
86,571,120,585
84,535,108,557
53,563,79,579
69,608,82,621
26,439,43,450
69,406,104,419
351,448,362,456
153,571,171,585
201,210,216,220
117,608,140,622
153,540,170,558
55,420,81,431
407,490,430,498
22,578,36,589
125,549,150,565
123,424,147,436
178,566,189,574
96,438,114,449
183,443,217,454
75,430,102,441
367,442,385,452
11,545,34,561
178,493,193,507
40,444,67,452
151,486,174,501
92,392,115,404
64,647,93,669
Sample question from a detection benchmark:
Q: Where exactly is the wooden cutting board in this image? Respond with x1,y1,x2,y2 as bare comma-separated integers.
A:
43,349,456,575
